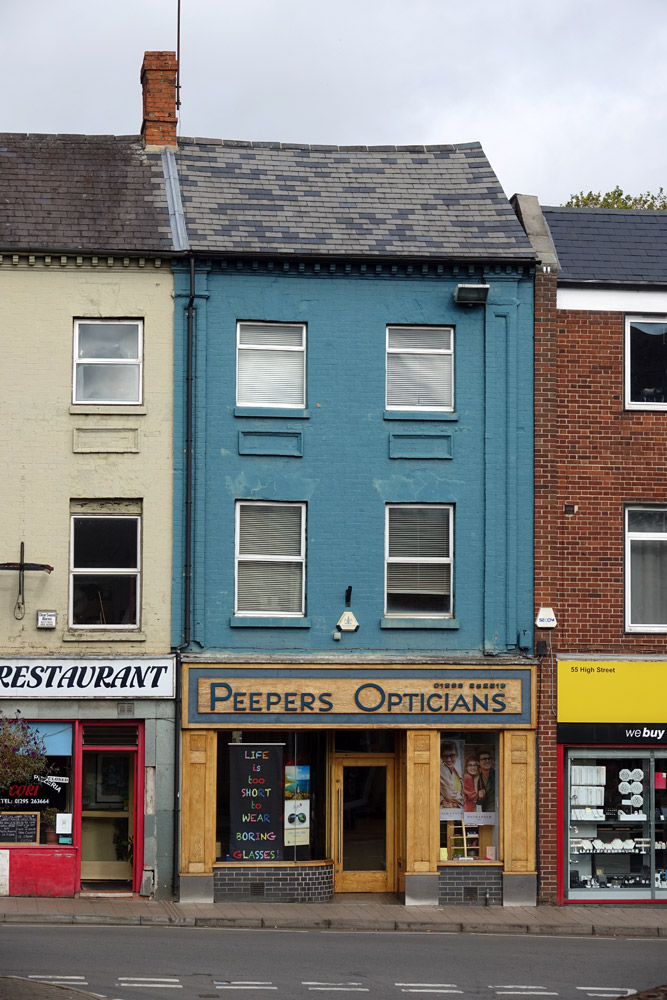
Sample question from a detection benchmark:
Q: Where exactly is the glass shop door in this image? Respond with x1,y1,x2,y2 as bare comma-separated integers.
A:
332,755,396,893
80,750,135,887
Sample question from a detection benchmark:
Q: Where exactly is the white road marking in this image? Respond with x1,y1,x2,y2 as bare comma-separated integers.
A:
398,991,463,995
396,985,463,994
490,990,558,997
117,977,182,989
29,976,87,981
215,984,277,991
576,990,637,997
303,987,369,993
28,976,89,985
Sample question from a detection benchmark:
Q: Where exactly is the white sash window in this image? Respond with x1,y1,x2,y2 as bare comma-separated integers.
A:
386,325,453,411
386,504,452,617
626,506,667,630
73,320,143,404
70,513,141,628
237,322,306,408
236,502,306,616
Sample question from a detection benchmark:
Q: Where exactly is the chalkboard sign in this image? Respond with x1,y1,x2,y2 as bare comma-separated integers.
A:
229,744,283,862
0,811,39,843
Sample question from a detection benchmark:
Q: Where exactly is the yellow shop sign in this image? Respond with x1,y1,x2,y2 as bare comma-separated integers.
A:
558,659,667,723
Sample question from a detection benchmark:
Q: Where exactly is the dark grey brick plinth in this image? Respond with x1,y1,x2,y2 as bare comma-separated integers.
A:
214,864,334,903
438,865,502,906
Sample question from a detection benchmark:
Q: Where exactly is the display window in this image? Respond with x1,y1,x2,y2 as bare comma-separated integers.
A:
216,730,327,863
565,749,667,900
439,732,499,861
0,722,73,845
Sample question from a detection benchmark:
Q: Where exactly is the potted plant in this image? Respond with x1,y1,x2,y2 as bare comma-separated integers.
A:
41,807,58,844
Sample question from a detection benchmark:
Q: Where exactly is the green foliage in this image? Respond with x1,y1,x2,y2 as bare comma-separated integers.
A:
565,186,667,210
0,711,48,786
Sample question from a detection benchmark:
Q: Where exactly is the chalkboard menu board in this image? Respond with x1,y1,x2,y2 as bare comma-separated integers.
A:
229,744,283,861
0,811,39,843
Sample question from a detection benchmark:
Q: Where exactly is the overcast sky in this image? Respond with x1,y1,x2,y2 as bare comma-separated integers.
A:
3,0,666,206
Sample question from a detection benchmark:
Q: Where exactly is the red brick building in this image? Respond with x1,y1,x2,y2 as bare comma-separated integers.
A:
514,196,667,904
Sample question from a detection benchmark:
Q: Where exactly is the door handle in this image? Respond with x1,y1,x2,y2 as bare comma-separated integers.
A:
337,786,342,864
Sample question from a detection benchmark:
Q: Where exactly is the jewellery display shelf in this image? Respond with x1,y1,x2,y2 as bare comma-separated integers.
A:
568,762,659,894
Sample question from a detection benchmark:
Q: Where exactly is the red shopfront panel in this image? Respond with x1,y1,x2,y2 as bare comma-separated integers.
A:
8,847,77,896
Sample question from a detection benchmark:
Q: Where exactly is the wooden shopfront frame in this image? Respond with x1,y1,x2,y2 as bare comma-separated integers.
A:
180,662,537,893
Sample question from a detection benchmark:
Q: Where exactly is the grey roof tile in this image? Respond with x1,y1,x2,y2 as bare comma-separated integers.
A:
543,207,667,284
175,138,534,260
0,134,172,253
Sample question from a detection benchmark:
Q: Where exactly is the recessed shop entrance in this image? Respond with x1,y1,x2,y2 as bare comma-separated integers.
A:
78,724,141,892
332,753,396,893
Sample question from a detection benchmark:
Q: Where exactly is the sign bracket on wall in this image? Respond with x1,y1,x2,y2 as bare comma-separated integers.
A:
0,542,53,620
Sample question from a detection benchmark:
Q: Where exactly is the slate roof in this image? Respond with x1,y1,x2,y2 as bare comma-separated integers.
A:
175,138,534,261
0,134,172,253
543,207,667,285
0,132,534,263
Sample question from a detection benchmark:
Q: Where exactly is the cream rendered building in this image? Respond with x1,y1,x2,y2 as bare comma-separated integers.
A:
2,260,174,650
0,107,181,898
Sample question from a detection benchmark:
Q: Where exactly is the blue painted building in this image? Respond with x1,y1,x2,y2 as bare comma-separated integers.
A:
166,135,538,906
174,261,534,655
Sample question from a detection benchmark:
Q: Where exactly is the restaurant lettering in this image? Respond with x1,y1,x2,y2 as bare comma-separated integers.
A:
0,658,175,698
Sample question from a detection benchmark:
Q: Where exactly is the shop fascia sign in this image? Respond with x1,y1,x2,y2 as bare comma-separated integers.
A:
557,659,667,725
0,657,175,698
189,665,533,726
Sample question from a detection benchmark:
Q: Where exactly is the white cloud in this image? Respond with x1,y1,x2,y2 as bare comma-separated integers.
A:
2,0,666,204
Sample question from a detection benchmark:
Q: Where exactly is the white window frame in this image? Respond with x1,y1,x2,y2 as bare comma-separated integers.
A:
385,503,453,618
73,319,143,405
386,325,454,411
69,513,141,630
236,321,306,409
625,505,667,632
235,501,306,617
624,314,667,411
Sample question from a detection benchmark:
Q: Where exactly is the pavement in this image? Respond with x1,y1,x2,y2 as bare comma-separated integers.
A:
0,891,665,936
0,894,665,998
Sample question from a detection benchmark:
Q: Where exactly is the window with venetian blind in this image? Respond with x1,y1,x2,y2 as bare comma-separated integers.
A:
625,506,667,631
385,504,452,616
386,325,453,411
236,322,306,408
235,502,306,616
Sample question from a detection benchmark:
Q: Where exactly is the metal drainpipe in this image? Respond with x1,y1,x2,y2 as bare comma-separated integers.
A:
172,256,196,898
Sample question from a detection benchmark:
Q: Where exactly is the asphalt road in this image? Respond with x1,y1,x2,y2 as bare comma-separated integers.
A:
0,925,664,999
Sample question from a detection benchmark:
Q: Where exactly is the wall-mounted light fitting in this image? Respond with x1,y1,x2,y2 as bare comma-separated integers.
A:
454,283,490,304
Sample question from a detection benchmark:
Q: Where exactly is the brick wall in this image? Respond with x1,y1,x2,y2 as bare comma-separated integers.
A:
438,865,502,905
214,863,334,902
533,270,667,901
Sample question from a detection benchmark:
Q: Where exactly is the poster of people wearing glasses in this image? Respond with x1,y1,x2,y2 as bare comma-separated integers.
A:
284,764,310,845
440,739,496,824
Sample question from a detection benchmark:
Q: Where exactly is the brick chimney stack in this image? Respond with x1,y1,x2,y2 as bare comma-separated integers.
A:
141,51,178,147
